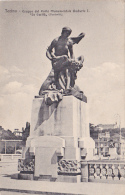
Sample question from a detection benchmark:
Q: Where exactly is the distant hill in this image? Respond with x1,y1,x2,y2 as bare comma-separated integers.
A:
0,127,21,140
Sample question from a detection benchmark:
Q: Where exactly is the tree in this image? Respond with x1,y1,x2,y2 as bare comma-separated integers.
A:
0,129,17,140
22,122,30,145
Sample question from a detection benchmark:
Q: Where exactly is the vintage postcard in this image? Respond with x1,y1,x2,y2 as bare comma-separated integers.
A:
0,0,125,194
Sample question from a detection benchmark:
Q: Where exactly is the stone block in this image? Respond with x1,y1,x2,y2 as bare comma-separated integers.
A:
29,147,35,156
56,147,64,156
60,136,78,147
11,173,19,179
78,137,95,160
18,173,34,180
33,136,65,178
35,147,58,178
22,147,30,159
64,147,80,160
57,175,81,183
30,97,58,137
80,148,87,158
30,136,65,148
81,162,89,182
29,96,89,138
78,137,95,149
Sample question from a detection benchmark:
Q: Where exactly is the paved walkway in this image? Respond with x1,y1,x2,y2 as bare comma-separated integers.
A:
0,161,125,195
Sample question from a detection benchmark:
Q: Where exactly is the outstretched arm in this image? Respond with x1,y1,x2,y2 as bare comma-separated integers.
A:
70,32,85,45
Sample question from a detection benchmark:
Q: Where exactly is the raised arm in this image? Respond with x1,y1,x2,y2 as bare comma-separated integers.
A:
70,32,85,45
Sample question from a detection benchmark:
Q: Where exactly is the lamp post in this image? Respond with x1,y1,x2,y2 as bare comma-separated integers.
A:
114,114,121,155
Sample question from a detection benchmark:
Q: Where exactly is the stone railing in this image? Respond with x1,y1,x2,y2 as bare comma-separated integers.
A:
81,160,125,183
17,157,125,183
0,154,22,161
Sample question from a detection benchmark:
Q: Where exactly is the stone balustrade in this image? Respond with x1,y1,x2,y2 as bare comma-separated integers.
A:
81,160,125,183
17,158,125,183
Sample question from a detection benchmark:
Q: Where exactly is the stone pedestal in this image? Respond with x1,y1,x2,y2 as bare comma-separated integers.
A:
28,96,89,138
18,95,95,182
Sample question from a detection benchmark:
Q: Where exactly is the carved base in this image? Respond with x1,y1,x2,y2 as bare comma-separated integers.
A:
58,159,81,175
18,158,35,173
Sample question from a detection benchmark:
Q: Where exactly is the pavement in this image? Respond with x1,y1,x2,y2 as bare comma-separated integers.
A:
0,160,125,195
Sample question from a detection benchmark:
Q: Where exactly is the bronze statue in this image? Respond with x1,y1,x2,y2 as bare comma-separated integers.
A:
39,27,87,103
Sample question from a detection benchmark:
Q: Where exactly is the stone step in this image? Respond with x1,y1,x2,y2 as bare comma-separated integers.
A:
38,175,57,182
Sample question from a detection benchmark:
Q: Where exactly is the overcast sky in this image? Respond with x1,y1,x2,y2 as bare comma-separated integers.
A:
0,0,124,130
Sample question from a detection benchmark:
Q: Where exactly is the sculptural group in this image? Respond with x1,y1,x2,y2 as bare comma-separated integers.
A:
39,27,87,104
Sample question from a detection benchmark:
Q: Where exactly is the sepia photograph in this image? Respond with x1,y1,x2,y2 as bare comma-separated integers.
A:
0,0,125,194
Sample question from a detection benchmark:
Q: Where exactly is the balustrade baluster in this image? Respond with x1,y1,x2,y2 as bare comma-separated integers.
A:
118,164,121,180
86,161,125,183
119,165,125,180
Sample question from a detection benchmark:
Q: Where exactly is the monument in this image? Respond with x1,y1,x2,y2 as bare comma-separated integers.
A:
18,27,95,182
